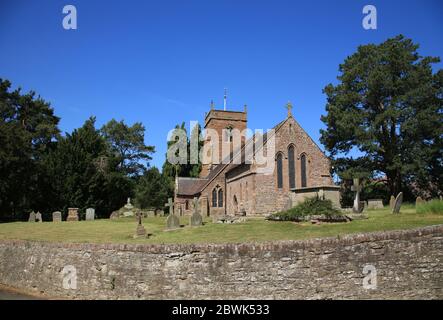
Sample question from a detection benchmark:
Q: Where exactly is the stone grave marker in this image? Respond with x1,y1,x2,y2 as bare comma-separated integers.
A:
133,213,147,238
351,178,363,213
392,192,403,214
35,211,43,222
367,199,384,210
28,211,36,222
415,196,424,206
86,208,95,221
389,195,395,209
67,208,79,221
52,211,62,222
165,198,180,230
190,197,203,226
109,211,119,220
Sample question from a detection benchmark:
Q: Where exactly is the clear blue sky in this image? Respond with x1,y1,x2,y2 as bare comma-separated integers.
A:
1,0,442,169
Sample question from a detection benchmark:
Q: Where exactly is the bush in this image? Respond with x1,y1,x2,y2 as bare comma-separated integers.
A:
268,197,342,221
416,199,443,215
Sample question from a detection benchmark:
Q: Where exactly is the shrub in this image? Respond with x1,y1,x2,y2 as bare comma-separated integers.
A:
416,199,443,215
268,197,342,221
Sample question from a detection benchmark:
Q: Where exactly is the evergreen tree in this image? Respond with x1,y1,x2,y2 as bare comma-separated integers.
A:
320,35,443,197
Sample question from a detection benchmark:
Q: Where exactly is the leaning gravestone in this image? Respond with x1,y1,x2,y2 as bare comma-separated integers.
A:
67,208,79,221
165,198,180,230
389,195,395,209
86,208,95,221
415,196,424,206
52,211,62,222
36,211,42,223
28,211,36,222
392,192,403,214
190,197,203,227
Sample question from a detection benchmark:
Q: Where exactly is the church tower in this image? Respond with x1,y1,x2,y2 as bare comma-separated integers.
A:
200,99,247,178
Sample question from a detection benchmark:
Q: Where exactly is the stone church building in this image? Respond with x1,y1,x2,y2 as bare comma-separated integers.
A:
174,102,339,217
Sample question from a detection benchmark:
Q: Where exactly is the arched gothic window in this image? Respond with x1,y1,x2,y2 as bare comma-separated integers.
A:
212,188,217,207
218,189,223,207
288,145,296,189
301,154,307,188
276,153,283,189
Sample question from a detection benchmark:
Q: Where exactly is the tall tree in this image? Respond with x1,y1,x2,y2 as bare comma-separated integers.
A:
101,119,155,176
44,117,134,218
320,35,443,197
0,79,60,220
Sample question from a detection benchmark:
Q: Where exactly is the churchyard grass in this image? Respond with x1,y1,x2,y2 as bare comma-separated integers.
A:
0,206,442,244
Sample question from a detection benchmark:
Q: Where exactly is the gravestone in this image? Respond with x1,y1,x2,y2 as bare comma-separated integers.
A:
52,211,62,222
147,210,155,217
389,195,395,209
166,198,180,230
133,213,146,238
28,211,36,222
67,208,79,221
36,211,43,223
109,211,119,220
367,199,384,210
415,196,424,206
190,197,203,226
392,192,403,214
351,178,363,213
86,208,95,221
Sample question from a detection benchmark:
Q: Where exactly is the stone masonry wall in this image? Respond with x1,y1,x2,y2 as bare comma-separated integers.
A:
0,225,442,299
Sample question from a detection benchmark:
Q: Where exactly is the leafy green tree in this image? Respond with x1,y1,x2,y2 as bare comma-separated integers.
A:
134,167,170,209
162,122,202,182
101,119,155,176
0,79,60,220
44,117,133,218
320,35,443,197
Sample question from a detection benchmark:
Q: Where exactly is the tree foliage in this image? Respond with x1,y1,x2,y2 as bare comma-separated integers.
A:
0,79,167,221
101,119,155,176
320,35,443,198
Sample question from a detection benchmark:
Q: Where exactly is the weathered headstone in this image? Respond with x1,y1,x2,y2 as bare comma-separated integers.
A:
67,208,79,221
166,198,180,230
36,211,42,223
109,211,119,220
367,199,384,210
392,192,403,214
190,197,203,226
86,208,95,221
52,211,62,222
415,196,424,206
351,178,363,213
28,211,36,222
389,195,395,209
133,213,147,238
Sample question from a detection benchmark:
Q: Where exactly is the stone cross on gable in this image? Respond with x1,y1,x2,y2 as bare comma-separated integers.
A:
286,101,293,117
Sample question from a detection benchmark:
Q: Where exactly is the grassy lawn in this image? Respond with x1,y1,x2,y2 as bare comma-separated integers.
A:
0,205,442,244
